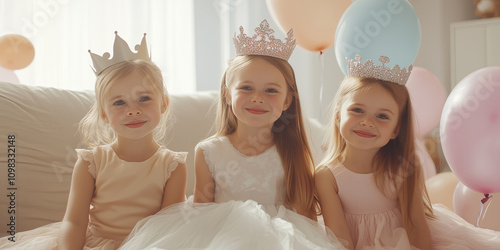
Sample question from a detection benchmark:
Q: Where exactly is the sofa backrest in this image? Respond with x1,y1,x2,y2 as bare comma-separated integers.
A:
0,81,325,235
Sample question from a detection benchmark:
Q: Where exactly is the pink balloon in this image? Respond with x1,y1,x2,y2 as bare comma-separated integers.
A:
416,137,436,180
454,182,500,231
440,66,500,194
0,65,20,84
406,67,446,136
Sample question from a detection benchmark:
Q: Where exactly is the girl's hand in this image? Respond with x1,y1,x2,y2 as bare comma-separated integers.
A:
193,147,215,203
315,166,355,250
58,157,94,250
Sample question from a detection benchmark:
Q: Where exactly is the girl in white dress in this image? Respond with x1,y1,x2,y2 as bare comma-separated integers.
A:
120,20,346,250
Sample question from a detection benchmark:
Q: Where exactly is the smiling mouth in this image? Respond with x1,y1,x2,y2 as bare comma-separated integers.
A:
354,130,376,138
125,121,147,128
246,108,268,115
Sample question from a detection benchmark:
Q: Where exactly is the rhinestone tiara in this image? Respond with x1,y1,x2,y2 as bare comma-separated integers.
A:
233,19,296,61
346,54,413,85
88,31,150,75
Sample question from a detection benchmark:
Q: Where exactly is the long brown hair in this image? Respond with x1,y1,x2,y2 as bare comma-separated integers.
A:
215,55,318,219
320,77,434,230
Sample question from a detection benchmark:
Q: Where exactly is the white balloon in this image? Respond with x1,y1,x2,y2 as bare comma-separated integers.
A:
0,65,20,84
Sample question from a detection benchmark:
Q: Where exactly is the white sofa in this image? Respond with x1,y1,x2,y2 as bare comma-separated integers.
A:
0,81,325,236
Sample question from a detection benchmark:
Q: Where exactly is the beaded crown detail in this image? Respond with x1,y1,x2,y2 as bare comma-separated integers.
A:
346,54,413,85
88,31,150,75
233,19,296,61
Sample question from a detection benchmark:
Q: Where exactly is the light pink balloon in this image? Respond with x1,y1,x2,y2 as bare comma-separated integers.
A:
453,182,500,231
0,65,20,84
416,137,436,180
440,66,500,194
406,67,446,137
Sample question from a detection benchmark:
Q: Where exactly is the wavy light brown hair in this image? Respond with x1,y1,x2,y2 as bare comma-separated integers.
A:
215,55,318,219
79,60,170,147
319,77,434,231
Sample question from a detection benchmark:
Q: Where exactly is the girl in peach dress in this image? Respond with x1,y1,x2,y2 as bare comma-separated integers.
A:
0,33,187,250
316,55,500,250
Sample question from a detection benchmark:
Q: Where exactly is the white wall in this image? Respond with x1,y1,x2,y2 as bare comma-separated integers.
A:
411,0,476,93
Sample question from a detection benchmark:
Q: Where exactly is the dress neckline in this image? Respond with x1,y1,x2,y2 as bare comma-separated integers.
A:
222,136,276,158
105,144,163,163
335,162,374,175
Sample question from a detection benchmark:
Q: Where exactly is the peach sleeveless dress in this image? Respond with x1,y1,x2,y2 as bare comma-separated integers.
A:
0,144,187,249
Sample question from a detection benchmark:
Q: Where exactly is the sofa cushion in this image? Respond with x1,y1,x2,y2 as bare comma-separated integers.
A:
0,82,94,235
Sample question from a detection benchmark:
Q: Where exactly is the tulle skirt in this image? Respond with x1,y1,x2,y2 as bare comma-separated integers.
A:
0,222,123,249
344,206,417,250
430,204,500,250
344,203,500,250
120,199,346,250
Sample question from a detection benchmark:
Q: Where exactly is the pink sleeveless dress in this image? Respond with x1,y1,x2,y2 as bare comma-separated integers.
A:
328,162,500,250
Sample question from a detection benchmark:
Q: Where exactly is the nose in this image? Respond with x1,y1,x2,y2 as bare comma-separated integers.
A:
360,118,374,128
128,110,141,116
127,106,142,116
250,93,265,104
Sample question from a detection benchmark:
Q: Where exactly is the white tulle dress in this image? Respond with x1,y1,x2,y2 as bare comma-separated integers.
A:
120,136,346,250
328,162,500,250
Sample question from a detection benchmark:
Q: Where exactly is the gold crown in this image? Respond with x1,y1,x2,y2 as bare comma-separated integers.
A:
88,31,150,75
233,19,296,61
346,54,413,85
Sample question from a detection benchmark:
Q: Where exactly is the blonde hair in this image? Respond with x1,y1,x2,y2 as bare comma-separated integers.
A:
216,55,318,219
319,77,434,231
79,60,170,147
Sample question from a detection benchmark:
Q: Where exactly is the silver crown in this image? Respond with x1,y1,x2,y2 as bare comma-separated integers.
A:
88,31,150,75
233,19,296,61
346,54,413,85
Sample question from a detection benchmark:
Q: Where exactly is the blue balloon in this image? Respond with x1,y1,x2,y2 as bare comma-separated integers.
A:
335,0,421,75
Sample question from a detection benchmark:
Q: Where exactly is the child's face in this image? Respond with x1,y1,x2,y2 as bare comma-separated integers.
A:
339,83,399,152
226,58,291,130
101,69,166,141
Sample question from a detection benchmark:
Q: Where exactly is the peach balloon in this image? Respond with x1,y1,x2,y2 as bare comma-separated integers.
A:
0,34,35,70
454,182,500,231
266,0,351,51
425,171,459,211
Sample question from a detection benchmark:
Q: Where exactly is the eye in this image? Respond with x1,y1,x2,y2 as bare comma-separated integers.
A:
113,100,125,106
266,88,278,93
240,86,252,91
351,108,363,113
377,113,389,119
140,96,151,102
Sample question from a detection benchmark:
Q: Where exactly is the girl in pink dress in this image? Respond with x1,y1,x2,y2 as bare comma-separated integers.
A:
0,33,187,250
316,54,500,250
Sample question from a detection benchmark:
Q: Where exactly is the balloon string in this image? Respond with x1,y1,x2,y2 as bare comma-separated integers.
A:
476,193,493,227
319,51,324,118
